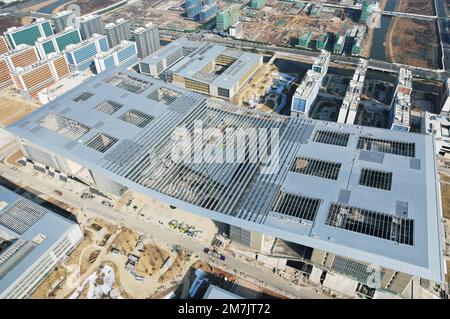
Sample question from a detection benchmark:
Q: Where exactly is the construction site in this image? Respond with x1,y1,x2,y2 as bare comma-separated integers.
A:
103,0,202,32
240,1,369,56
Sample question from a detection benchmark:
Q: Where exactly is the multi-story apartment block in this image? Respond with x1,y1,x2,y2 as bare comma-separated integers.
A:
4,19,53,49
0,35,10,55
51,10,75,33
64,34,109,72
79,15,105,40
104,19,131,48
0,45,40,89
35,27,82,59
94,40,137,73
10,53,70,99
132,23,160,59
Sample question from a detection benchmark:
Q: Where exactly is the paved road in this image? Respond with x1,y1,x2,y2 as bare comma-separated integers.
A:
0,161,328,299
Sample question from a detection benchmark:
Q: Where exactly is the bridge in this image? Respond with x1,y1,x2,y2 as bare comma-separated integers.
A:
379,10,437,21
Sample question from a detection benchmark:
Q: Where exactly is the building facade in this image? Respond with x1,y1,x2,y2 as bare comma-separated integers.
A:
94,40,137,73
35,27,82,59
105,19,131,48
4,19,53,49
51,10,75,33
64,34,109,72
0,186,83,299
79,15,105,40
0,35,10,55
132,23,160,59
167,41,262,99
10,53,70,99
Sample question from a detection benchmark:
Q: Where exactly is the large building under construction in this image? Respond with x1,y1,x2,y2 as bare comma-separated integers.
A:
6,67,446,298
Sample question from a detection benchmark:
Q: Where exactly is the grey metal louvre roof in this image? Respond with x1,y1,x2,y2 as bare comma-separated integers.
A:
6,67,445,283
0,186,79,295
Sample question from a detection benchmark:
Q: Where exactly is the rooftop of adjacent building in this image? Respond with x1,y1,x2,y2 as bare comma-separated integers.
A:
0,185,80,294
105,18,128,29
293,70,321,100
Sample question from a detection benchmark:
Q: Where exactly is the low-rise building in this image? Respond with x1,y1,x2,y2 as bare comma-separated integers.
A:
0,186,83,299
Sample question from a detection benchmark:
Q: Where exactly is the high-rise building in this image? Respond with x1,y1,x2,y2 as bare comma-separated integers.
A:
216,10,231,32
0,57,12,89
4,18,53,49
104,18,131,48
64,34,109,72
3,44,40,70
338,59,368,124
10,53,70,99
216,4,240,32
35,27,82,59
132,23,160,59
51,10,76,33
0,185,83,299
291,51,330,117
185,0,217,23
198,5,217,23
94,40,137,73
0,44,40,89
0,35,10,55
229,21,243,39
79,15,105,40
390,68,413,132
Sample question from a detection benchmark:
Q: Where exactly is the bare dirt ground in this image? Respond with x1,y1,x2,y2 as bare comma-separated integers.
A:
0,91,39,126
57,0,123,15
103,0,200,31
135,244,170,277
242,6,349,47
397,0,435,16
0,15,23,33
440,174,450,220
386,17,440,69
6,150,24,167
159,250,188,283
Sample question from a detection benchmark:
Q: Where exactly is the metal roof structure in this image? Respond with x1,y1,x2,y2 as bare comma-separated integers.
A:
167,42,261,90
0,186,81,296
6,67,446,283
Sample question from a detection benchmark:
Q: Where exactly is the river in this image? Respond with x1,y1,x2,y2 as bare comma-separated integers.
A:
37,0,72,14
370,0,397,61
